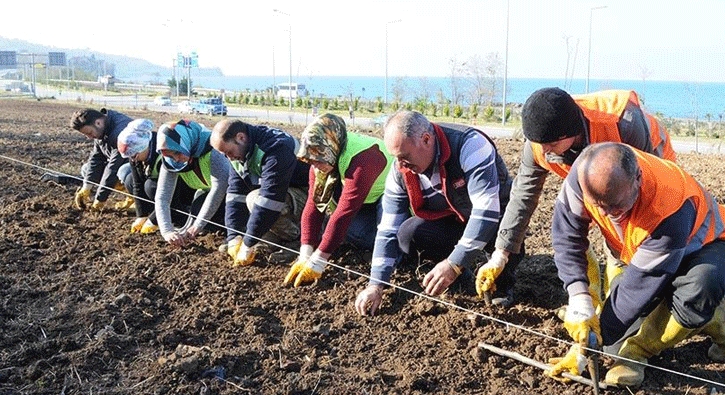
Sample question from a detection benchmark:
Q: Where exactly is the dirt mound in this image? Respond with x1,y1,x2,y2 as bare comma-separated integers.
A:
1,99,723,394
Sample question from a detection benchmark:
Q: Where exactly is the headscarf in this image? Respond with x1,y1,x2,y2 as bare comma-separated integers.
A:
117,119,154,158
297,113,348,213
157,120,212,171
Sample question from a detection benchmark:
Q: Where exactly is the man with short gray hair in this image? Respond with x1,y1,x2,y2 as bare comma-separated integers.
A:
354,110,521,316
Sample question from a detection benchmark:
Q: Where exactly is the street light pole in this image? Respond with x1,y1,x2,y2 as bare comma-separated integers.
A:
385,19,401,107
501,0,510,126
274,8,293,121
586,5,607,93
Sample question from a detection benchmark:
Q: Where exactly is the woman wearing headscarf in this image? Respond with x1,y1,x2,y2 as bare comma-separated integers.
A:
116,119,198,234
284,113,394,287
155,120,230,248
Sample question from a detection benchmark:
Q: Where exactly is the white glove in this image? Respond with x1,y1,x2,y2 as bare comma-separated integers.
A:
563,293,601,345
565,293,596,323
299,244,315,262
307,249,330,273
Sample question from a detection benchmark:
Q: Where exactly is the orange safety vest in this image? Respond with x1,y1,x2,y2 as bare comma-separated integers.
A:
531,90,676,178
585,150,725,263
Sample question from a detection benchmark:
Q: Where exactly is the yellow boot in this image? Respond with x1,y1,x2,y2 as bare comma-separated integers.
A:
702,301,725,362
585,247,603,314
603,247,625,298
605,302,698,387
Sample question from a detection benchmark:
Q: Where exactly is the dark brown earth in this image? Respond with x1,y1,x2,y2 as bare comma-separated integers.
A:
1,99,724,395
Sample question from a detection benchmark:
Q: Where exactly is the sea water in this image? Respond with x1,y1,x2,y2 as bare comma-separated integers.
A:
191,75,724,120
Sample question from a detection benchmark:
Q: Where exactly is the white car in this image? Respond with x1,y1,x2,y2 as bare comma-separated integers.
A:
154,96,172,106
177,100,196,114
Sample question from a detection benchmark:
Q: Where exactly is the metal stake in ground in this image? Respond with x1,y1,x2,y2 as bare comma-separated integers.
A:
478,342,607,393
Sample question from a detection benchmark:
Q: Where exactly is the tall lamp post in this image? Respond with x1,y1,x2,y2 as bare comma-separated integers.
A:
274,8,293,120
501,0,510,126
385,19,401,106
586,5,607,93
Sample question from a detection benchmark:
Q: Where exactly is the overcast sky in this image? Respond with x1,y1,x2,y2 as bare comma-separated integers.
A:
3,0,724,82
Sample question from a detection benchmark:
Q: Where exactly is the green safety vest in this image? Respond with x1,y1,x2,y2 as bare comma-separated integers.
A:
337,133,393,204
179,151,212,191
230,145,265,177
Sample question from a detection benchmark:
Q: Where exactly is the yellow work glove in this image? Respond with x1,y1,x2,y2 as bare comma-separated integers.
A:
90,199,106,212
546,344,587,382
234,243,257,267
226,236,243,260
284,249,328,287
114,196,135,211
73,187,92,210
226,236,256,267
130,217,148,233
563,293,602,345
140,222,159,234
476,249,508,297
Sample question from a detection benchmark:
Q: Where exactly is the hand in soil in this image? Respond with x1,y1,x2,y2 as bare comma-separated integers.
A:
422,259,460,296
355,284,384,316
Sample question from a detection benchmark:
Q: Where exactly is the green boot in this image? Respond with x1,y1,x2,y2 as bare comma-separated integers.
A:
605,302,698,387
702,302,725,362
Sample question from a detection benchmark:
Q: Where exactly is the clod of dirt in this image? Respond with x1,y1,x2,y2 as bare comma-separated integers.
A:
412,298,448,316
467,312,484,327
157,344,211,375
312,323,330,337
113,293,132,306
519,371,538,388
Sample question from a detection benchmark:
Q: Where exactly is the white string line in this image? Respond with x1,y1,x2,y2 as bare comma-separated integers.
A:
3,151,724,388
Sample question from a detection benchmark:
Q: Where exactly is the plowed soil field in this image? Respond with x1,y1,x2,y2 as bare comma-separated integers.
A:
1,99,724,394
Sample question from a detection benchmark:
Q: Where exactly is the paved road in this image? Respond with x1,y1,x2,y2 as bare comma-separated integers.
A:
36,86,724,155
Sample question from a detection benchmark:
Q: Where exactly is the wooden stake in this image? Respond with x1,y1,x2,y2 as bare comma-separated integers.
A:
478,342,607,391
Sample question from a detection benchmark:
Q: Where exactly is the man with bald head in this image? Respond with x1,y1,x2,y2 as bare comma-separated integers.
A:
211,119,309,266
354,110,520,316
547,142,725,387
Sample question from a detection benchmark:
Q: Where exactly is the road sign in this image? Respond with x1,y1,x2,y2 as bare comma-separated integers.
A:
0,51,16,68
48,52,66,66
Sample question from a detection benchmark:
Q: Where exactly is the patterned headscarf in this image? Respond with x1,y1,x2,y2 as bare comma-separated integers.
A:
297,113,348,213
117,119,154,158
157,120,212,170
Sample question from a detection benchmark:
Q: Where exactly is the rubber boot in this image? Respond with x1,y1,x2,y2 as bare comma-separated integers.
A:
605,302,698,387
702,301,725,362
585,247,603,314
603,246,625,298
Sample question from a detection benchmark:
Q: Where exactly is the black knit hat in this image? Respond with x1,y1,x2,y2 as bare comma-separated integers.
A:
522,87,584,143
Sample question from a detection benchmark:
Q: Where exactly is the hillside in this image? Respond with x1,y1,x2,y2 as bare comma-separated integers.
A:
0,36,223,84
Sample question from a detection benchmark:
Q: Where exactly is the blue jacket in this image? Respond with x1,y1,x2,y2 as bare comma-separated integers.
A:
225,125,309,247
